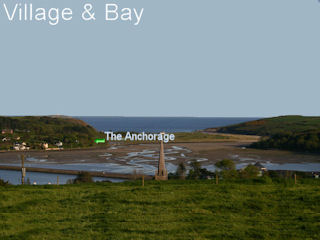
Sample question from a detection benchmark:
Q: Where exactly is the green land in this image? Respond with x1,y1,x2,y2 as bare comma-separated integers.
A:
213,115,320,153
215,115,320,136
0,180,319,240
0,116,104,150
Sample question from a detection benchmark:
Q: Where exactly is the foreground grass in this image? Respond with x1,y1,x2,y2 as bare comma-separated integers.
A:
0,180,320,240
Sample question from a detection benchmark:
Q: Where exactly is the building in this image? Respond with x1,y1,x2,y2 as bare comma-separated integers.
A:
254,162,268,177
42,143,49,150
13,145,20,151
1,129,13,134
13,143,30,151
155,132,168,180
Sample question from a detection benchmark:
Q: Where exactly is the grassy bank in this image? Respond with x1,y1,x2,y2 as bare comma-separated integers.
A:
1,180,320,239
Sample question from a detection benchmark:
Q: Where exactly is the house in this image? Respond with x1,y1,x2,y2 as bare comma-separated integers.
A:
42,143,49,150
13,143,30,151
1,129,13,134
254,162,268,177
13,145,20,151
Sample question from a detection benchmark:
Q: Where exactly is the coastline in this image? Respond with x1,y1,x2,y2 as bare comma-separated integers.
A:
0,165,151,180
0,138,319,168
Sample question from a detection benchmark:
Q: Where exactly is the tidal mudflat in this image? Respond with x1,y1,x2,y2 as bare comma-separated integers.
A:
1,139,320,176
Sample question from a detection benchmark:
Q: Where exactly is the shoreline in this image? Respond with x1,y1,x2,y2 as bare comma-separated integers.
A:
0,165,152,180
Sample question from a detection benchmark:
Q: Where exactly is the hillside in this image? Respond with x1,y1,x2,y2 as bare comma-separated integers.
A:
211,115,320,136
0,180,319,240
209,116,320,153
0,116,104,150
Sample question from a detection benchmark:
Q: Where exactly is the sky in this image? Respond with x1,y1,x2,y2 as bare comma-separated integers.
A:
0,0,319,117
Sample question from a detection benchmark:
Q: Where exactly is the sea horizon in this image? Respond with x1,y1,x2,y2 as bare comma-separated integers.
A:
75,116,259,133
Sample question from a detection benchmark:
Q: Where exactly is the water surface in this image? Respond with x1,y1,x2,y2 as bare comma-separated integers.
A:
76,116,258,133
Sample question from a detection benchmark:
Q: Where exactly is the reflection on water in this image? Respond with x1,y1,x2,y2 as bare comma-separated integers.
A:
0,170,123,185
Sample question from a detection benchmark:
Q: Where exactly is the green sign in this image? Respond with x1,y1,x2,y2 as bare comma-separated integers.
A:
95,138,106,144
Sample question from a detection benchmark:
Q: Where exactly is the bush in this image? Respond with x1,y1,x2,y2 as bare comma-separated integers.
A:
221,169,239,179
240,165,259,179
253,176,273,184
176,162,186,179
187,161,215,179
73,172,93,184
215,159,235,171
0,178,10,186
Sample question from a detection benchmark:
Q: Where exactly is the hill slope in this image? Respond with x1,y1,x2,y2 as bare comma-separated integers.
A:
0,116,103,150
208,116,320,152
213,115,320,136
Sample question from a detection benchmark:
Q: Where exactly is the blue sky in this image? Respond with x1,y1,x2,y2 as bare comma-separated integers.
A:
0,0,319,117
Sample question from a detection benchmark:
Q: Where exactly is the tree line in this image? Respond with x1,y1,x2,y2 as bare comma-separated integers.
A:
169,159,261,180
251,131,320,153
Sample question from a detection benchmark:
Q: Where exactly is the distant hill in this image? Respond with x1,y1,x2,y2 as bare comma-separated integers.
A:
207,116,320,153
0,116,104,150
210,116,320,136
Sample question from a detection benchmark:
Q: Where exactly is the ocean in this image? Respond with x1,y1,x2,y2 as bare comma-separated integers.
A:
75,117,259,133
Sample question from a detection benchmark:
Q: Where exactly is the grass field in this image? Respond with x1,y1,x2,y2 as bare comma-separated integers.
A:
0,180,320,240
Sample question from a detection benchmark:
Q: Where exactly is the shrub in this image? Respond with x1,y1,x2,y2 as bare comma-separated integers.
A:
215,159,235,171
176,162,186,179
221,169,239,180
188,161,202,179
73,172,93,184
240,165,259,179
187,161,215,179
0,178,10,186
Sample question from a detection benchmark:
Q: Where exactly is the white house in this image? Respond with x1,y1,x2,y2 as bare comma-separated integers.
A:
13,145,20,151
42,143,49,149
13,143,30,151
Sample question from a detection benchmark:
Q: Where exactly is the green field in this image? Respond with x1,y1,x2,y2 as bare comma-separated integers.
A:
1,180,320,240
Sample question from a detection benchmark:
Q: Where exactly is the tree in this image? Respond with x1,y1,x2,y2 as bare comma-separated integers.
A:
73,172,93,183
0,178,10,186
215,159,235,171
176,162,186,179
187,161,215,179
188,161,202,179
215,159,238,180
26,178,31,185
240,165,259,179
